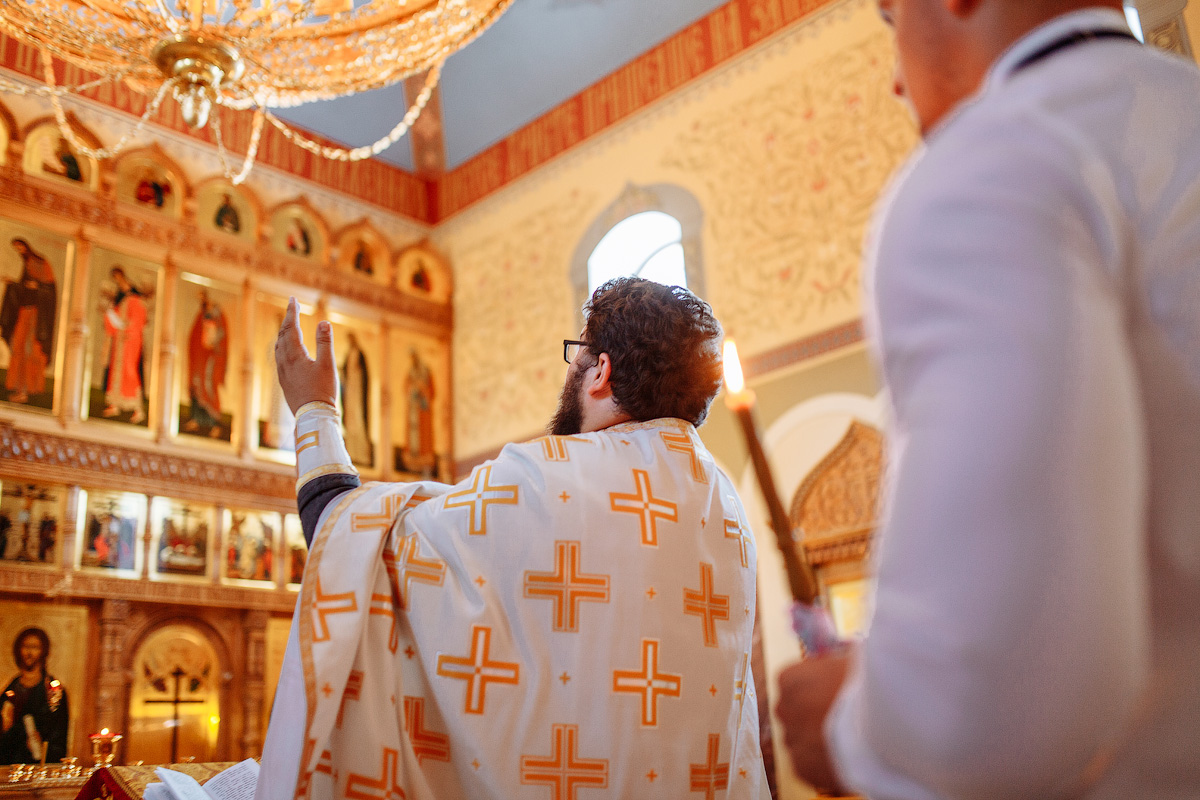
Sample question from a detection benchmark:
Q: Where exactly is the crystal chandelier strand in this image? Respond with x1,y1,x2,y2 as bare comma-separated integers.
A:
260,62,442,162
41,50,175,161
211,104,266,185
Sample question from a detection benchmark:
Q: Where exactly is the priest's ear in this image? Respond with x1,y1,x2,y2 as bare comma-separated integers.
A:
585,352,616,401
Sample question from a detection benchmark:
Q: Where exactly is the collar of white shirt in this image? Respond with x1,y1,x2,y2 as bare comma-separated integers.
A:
986,7,1135,90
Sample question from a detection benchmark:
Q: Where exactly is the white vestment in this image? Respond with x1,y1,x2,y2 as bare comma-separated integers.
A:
828,10,1200,799
259,418,769,799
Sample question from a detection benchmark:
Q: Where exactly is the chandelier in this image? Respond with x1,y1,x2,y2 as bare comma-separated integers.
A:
0,0,511,181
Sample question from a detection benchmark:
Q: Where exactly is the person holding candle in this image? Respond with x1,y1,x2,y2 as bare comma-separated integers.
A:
774,0,1200,797
257,277,771,799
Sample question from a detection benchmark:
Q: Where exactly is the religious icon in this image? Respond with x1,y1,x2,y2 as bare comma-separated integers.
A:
271,204,325,261
0,239,57,406
80,490,141,572
410,261,432,293
87,251,157,427
42,138,82,184
97,267,152,424
134,168,172,209
224,510,274,583
0,483,62,565
180,286,230,441
395,243,447,301
0,627,69,765
153,499,213,577
285,219,311,256
213,194,240,234
22,123,97,191
351,242,373,276
257,300,306,454
340,330,372,467
402,348,437,477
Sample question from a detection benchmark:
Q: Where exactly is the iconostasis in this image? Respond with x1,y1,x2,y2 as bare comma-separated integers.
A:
0,107,452,763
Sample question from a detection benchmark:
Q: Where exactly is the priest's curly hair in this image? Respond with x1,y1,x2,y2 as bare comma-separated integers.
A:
582,277,723,427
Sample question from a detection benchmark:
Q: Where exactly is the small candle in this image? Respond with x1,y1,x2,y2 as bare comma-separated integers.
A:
722,339,819,605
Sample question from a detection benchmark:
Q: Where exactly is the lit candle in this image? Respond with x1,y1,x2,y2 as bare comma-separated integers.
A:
722,339,818,604
723,339,843,657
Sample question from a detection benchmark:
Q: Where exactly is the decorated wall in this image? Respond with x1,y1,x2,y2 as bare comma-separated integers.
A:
436,0,917,463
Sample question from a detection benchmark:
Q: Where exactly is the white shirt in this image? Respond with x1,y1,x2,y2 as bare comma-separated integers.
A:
828,10,1200,799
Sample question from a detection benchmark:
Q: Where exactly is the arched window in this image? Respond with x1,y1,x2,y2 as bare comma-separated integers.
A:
571,184,706,327
586,210,687,293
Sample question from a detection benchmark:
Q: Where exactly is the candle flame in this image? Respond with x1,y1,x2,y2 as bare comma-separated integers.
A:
723,339,745,394
100,728,109,736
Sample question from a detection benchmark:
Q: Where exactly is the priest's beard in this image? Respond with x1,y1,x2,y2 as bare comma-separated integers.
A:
549,364,587,436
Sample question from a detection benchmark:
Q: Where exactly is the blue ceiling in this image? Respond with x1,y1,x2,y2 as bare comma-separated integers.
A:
272,0,731,173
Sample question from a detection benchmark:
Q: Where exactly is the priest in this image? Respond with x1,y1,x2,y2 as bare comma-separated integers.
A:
257,278,770,799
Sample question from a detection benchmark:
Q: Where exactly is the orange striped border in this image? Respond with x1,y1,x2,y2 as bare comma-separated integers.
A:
433,0,840,219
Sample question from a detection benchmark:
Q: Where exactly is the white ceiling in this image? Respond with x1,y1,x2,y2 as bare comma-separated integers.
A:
273,0,731,172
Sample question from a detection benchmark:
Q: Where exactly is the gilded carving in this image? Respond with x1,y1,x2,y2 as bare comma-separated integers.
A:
790,420,883,560
0,421,295,505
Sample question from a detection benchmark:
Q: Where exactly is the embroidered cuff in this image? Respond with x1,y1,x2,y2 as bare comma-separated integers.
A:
294,402,357,492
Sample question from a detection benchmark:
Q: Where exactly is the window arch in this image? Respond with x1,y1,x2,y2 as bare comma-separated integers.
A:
587,210,686,294
571,183,706,326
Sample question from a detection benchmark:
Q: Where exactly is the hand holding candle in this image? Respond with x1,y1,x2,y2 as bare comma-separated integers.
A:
723,339,841,657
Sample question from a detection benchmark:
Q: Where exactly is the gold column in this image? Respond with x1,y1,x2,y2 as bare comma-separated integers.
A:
61,485,81,572
58,235,92,425
379,320,393,480
212,505,224,585
155,259,180,443
141,495,154,580
96,599,130,744
274,513,288,591
239,279,257,459
240,610,268,759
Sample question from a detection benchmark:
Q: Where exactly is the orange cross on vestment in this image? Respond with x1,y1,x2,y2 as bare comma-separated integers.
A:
345,747,407,800
723,502,751,569
612,638,682,727
436,625,520,714
352,494,407,534
405,492,433,510
370,593,399,654
386,533,446,610
294,738,318,800
534,435,593,462
315,747,333,776
610,469,678,547
403,696,450,765
689,734,730,800
444,465,519,535
683,562,730,648
520,723,609,800
524,540,610,632
660,430,708,483
337,670,364,727
312,575,358,642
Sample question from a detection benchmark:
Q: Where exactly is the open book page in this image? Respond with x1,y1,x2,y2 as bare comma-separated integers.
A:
151,760,259,800
198,759,260,800
153,767,210,800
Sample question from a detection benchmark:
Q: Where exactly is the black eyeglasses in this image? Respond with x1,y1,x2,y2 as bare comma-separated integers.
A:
563,339,588,364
